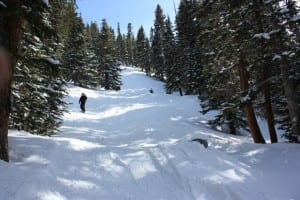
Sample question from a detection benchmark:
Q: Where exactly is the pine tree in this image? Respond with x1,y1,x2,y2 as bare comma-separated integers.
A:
148,27,154,76
98,19,122,90
269,0,300,142
242,0,279,143
10,18,67,136
136,26,148,70
195,0,298,143
0,0,54,161
144,38,152,76
215,0,266,142
176,0,203,95
82,24,101,88
151,4,166,81
88,22,101,54
136,26,151,75
10,0,71,136
163,17,179,94
222,0,299,142
194,1,263,139
50,0,76,45
126,23,134,66
116,23,127,65
62,14,87,86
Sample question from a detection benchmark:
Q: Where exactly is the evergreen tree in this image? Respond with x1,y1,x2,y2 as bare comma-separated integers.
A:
220,0,299,142
98,19,122,90
143,38,152,76
10,0,67,135
269,0,300,142
136,26,148,70
176,0,203,95
88,22,101,54
195,1,263,139
0,0,56,161
51,0,77,45
62,14,87,86
82,24,101,88
10,0,80,136
126,23,134,66
163,17,179,94
241,0,280,143
194,0,298,143
148,27,155,75
132,34,137,66
151,4,166,81
116,23,127,64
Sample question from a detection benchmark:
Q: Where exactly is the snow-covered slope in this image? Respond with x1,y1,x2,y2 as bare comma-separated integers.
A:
1,67,299,200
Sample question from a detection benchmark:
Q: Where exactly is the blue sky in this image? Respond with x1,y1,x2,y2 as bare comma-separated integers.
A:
76,0,180,36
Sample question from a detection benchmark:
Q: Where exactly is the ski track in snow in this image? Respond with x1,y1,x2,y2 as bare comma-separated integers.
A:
2,67,300,200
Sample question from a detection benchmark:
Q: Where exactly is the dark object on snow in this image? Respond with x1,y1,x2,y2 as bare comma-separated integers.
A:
79,93,87,113
191,138,208,148
149,88,154,93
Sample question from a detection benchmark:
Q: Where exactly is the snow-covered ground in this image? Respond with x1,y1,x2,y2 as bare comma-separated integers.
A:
1,67,299,200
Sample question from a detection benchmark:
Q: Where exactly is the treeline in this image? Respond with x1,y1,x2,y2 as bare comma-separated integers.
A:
127,1,299,144
135,0,299,144
6,1,122,136
0,0,123,161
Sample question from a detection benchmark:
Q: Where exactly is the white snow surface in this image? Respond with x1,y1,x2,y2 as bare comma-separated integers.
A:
41,0,49,5
0,1,7,8
1,67,299,200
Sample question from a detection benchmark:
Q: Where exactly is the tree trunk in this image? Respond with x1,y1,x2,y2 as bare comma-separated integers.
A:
0,0,24,162
280,2,300,135
252,1,278,143
237,54,266,144
280,58,300,142
262,66,278,143
0,47,11,162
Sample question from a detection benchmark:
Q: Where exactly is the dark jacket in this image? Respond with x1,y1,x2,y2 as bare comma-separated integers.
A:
79,95,87,105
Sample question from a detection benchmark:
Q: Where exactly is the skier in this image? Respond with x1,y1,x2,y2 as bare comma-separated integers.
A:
79,93,87,113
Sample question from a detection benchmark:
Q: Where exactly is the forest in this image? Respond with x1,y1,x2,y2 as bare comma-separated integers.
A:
0,0,299,162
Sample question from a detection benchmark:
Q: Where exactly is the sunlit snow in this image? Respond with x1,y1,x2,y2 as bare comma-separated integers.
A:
1,67,299,200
